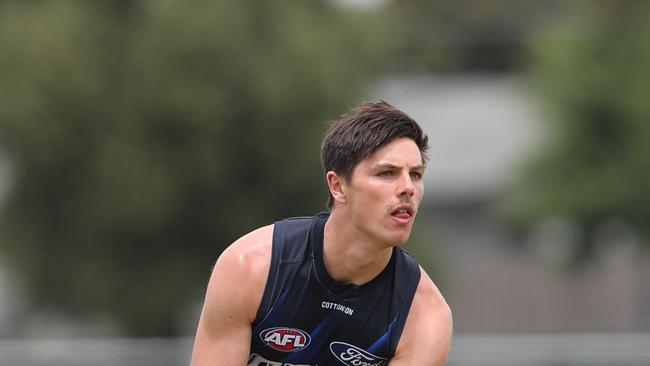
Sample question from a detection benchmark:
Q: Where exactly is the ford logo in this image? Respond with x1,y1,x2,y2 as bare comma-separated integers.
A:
329,341,387,366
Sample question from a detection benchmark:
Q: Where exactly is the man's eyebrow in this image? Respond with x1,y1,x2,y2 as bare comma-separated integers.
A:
370,162,426,170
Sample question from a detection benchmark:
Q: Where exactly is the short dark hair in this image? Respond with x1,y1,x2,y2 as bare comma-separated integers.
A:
320,100,429,208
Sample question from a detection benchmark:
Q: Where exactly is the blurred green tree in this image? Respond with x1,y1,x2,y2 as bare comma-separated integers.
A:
501,0,650,262
0,0,389,335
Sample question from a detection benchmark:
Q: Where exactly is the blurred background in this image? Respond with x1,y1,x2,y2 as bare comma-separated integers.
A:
0,0,649,365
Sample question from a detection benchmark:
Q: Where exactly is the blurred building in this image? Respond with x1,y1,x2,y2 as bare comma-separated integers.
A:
373,74,650,333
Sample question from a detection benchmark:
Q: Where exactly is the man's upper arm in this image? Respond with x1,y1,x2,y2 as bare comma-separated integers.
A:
191,225,273,366
389,267,453,366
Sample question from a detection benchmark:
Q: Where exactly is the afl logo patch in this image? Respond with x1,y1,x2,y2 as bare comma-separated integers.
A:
260,327,311,352
329,341,387,366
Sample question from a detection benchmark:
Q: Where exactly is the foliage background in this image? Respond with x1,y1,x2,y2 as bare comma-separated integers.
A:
0,0,389,335
500,0,650,263
0,0,649,339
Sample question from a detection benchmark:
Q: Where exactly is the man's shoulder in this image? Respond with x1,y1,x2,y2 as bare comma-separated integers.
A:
391,267,453,365
205,224,275,323
414,268,451,314
412,268,453,349
218,224,275,273
219,212,323,271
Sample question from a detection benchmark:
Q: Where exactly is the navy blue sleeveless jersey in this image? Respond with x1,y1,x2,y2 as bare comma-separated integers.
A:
248,212,421,366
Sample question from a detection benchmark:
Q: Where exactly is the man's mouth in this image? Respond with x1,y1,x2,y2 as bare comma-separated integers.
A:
392,208,411,218
390,205,414,222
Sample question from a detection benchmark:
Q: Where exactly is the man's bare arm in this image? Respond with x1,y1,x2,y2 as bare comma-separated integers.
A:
191,225,273,366
389,267,453,365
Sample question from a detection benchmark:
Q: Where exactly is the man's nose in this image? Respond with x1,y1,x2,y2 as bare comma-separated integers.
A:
397,172,415,197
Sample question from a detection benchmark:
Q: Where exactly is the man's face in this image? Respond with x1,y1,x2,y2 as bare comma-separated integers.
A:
343,137,425,247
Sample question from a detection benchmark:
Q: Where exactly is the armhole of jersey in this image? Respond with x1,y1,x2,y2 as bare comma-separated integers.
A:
252,221,283,326
388,252,422,357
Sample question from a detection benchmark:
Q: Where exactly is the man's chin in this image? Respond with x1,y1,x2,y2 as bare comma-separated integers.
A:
389,232,412,246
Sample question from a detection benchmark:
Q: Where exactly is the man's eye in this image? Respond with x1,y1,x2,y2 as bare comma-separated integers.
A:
410,172,423,180
378,171,393,177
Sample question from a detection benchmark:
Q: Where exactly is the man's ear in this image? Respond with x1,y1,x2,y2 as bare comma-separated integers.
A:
326,171,347,205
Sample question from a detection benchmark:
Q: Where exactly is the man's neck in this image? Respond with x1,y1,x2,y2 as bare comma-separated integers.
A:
322,210,393,286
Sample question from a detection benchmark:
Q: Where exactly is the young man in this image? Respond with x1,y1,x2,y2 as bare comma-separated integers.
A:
191,101,452,365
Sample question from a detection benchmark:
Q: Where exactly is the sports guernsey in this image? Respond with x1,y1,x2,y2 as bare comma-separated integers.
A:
248,212,421,366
